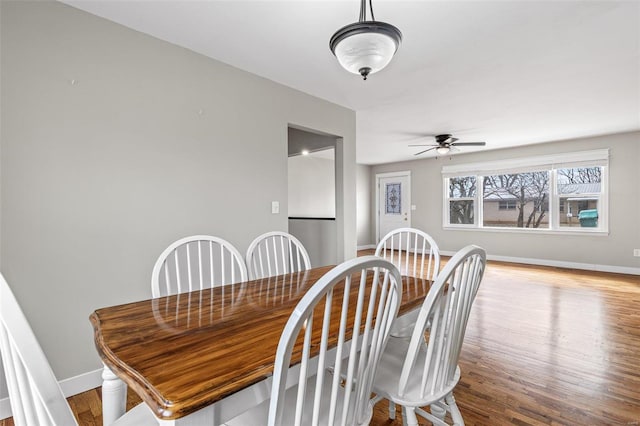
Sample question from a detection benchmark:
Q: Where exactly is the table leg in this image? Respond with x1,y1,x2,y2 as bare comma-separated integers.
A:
101,364,127,426
158,407,216,425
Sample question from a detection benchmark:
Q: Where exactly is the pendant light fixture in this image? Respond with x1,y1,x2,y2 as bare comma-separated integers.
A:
329,0,402,80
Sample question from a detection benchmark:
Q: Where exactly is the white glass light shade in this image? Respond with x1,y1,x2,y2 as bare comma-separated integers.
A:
330,21,402,79
334,32,397,76
436,146,451,155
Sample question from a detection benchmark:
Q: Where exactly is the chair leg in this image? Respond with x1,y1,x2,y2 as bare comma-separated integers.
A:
403,406,420,426
388,400,396,420
446,393,465,426
430,402,447,420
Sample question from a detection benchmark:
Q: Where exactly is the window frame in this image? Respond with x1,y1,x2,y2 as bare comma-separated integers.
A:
444,176,478,227
442,149,609,234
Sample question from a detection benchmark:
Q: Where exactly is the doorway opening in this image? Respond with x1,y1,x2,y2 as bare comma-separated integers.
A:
287,126,340,267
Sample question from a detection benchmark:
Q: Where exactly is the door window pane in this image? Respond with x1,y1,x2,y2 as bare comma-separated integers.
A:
385,183,401,214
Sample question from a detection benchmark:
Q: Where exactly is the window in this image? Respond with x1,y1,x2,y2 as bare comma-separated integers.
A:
385,183,402,214
498,200,517,210
448,176,476,225
483,171,550,228
442,149,608,233
557,166,602,228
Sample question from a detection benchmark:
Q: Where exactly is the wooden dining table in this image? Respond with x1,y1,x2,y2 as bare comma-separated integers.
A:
90,265,432,425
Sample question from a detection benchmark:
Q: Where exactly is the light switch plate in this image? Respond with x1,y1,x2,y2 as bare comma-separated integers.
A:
271,201,279,214
411,205,417,211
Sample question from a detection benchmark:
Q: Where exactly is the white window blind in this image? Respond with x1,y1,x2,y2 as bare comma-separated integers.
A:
442,149,609,178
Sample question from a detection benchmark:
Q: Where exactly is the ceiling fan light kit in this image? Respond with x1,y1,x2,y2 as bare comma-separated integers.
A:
330,0,402,80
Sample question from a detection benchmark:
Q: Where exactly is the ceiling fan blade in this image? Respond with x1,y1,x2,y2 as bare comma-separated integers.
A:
450,142,486,146
399,132,439,139
450,137,459,143
408,143,438,147
414,146,437,156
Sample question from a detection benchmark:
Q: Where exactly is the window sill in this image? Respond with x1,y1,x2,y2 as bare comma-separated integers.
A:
443,225,609,236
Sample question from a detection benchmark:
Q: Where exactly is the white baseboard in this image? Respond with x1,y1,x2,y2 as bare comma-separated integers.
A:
0,368,103,420
440,251,640,275
0,398,10,421
59,368,104,398
358,245,639,275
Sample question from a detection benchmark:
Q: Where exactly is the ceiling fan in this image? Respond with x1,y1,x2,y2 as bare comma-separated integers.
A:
409,134,486,156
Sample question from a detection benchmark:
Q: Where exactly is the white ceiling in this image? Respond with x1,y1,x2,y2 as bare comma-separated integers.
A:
62,0,640,165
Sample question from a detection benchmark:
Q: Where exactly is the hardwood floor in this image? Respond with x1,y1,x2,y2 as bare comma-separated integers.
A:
2,258,639,425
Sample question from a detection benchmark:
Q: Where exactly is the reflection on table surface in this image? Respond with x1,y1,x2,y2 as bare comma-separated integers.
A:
90,266,431,420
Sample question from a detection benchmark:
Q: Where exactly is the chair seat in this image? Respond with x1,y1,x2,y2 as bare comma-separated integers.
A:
112,403,158,426
226,370,373,426
389,308,421,337
372,336,461,407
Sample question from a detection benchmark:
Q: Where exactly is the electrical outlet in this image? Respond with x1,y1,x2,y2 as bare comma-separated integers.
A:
634,249,640,257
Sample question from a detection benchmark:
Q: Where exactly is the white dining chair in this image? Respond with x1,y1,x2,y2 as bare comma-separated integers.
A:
375,227,440,337
0,273,157,426
226,256,402,426
151,235,248,298
245,231,311,280
371,245,486,426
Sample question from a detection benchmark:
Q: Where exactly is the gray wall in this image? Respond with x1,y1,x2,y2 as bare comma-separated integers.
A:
356,164,372,247
288,152,335,218
288,219,337,267
370,132,640,269
0,0,356,382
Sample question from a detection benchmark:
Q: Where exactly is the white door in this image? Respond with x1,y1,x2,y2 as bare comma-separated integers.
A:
378,173,411,241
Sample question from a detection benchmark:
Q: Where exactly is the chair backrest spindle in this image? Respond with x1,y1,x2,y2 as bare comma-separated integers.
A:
375,227,440,281
375,228,441,337
246,232,311,280
0,274,79,426
266,256,402,426
398,245,486,400
152,235,247,298
1,274,157,426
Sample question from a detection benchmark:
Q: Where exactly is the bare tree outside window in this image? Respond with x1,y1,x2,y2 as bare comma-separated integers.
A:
483,171,550,228
557,167,601,184
448,176,476,224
